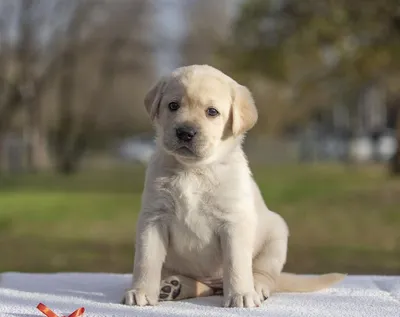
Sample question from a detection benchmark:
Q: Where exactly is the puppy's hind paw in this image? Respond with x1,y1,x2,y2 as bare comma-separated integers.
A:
254,282,270,302
159,276,182,301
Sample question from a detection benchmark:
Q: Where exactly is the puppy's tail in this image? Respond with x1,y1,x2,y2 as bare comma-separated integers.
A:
274,272,346,293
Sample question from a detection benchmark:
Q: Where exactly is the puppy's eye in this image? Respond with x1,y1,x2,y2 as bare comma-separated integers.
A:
206,107,219,117
168,102,180,111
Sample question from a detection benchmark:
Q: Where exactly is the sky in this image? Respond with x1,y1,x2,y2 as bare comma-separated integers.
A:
152,0,187,76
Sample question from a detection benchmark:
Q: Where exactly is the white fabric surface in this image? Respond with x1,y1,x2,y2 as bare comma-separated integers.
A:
0,272,399,317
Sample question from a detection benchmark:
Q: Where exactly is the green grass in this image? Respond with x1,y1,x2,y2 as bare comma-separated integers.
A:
0,164,399,274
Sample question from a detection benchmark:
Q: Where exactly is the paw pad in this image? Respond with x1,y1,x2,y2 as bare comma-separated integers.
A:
159,276,182,301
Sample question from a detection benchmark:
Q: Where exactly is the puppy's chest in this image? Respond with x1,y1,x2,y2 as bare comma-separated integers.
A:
174,178,215,224
162,173,219,239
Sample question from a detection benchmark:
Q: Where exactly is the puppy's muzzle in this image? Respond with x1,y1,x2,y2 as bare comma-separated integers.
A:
176,126,197,142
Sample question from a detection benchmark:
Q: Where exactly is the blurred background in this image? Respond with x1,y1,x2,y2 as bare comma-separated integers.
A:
0,0,399,275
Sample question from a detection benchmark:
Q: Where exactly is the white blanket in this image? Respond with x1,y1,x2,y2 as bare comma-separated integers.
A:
0,273,399,317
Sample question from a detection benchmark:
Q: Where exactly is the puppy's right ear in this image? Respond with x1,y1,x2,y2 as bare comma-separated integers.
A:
144,77,166,121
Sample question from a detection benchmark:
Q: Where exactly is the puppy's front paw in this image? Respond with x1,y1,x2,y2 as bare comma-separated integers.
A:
223,291,261,308
121,288,158,306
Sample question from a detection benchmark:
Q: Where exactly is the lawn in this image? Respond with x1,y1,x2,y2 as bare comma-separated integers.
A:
0,163,399,275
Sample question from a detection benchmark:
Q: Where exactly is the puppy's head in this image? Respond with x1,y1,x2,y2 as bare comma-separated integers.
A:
144,65,258,165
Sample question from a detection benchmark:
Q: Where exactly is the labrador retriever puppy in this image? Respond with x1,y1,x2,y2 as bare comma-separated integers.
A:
122,65,345,308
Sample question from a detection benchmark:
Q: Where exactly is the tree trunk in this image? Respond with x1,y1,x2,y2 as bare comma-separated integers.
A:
26,126,51,172
55,133,87,175
390,105,400,175
54,47,79,175
0,135,4,173
52,2,94,175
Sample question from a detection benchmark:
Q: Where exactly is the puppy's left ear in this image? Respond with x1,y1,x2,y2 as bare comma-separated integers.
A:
144,77,166,121
231,84,258,136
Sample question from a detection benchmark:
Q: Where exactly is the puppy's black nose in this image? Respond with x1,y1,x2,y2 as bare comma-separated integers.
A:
176,126,197,142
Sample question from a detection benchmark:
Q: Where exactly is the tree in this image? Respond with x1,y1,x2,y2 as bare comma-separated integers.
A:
221,0,400,170
52,0,155,174
0,0,77,172
178,0,232,66
0,0,157,174
50,0,156,174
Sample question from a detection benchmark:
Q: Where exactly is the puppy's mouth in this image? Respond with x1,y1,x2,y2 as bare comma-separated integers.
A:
175,145,198,157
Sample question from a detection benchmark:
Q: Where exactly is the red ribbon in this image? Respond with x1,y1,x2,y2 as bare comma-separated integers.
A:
37,303,85,317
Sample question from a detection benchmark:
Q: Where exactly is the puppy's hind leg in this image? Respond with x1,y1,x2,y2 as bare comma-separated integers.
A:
252,238,288,301
159,275,215,301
